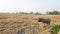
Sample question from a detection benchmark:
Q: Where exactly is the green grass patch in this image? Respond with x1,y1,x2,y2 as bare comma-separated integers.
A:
50,25,60,34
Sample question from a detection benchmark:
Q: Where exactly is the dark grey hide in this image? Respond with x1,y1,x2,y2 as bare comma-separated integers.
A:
38,18,51,25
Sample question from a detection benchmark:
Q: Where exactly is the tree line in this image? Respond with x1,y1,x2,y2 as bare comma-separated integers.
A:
46,10,60,15
0,10,60,15
16,12,42,15
16,10,60,15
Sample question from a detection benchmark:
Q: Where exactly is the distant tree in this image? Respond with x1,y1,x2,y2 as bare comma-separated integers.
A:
53,10,58,14
35,12,41,15
30,12,33,14
35,12,39,14
46,12,49,14
46,10,60,15
20,12,25,14
24,12,28,14
46,12,54,15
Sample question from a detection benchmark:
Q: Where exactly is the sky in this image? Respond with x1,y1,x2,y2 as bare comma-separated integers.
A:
0,0,60,14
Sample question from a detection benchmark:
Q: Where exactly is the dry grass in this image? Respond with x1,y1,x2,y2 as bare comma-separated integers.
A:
0,14,60,34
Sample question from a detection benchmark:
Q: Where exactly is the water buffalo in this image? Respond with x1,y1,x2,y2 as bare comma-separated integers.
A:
38,18,51,26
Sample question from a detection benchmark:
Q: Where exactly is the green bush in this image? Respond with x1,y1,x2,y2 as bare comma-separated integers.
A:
50,25,60,34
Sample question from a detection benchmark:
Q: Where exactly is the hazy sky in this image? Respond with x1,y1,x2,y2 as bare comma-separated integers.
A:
0,0,60,13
